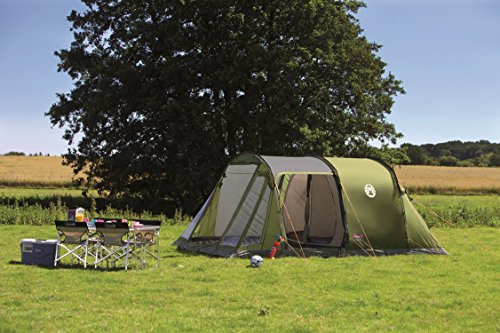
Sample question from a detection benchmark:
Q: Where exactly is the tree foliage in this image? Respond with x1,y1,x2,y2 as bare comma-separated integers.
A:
402,141,500,167
3,151,26,156
490,150,500,167
48,0,404,212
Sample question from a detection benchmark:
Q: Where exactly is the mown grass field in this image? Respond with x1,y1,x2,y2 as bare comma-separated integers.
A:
0,157,498,331
0,224,498,332
395,165,500,194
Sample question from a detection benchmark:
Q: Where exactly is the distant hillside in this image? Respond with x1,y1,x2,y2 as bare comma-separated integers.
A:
402,140,500,167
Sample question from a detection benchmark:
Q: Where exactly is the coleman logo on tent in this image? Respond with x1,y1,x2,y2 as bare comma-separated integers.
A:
364,184,376,198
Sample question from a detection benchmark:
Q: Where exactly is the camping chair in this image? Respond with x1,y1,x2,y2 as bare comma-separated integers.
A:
130,219,161,269
93,222,131,270
54,220,90,268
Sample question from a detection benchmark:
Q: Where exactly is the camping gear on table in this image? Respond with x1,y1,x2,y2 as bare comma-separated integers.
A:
67,207,85,222
21,239,57,267
67,208,76,221
75,207,85,222
174,154,447,258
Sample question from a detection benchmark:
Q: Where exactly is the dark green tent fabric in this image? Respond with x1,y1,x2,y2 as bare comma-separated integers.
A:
174,153,446,257
325,158,408,253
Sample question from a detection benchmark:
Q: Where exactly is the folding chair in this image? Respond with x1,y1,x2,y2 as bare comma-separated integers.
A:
130,219,161,269
54,220,90,268
93,222,131,270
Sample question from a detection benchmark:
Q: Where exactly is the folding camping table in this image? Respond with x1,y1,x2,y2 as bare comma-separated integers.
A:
54,219,161,270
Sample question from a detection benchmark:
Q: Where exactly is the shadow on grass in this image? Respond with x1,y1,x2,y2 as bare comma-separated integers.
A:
163,252,199,258
8,260,131,271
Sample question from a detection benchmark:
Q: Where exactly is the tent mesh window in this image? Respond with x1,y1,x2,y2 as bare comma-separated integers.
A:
242,186,271,246
191,164,257,240
220,176,269,246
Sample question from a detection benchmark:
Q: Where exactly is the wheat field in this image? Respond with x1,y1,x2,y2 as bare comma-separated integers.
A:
0,156,75,187
394,165,500,194
1,156,499,193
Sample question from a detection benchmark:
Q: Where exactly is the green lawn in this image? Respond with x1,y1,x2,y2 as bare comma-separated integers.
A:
411,195,499,227
414,194,500,206
0,225,498,332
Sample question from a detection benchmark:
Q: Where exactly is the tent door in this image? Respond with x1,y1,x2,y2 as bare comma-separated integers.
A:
282,174,344,247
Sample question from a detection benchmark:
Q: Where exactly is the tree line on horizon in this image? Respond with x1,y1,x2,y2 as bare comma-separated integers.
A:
1,152,51,157
402,140,500,167
3,139,499,168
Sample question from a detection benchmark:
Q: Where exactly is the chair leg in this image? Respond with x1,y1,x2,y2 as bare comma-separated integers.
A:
84,241,88,269
94,244,100,269
54,242,60,267
125,244,129,271
157,239,160,268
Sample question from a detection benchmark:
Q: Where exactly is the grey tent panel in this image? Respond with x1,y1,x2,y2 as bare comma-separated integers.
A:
220,176,266,246
215,164,258,236
260,156,332,177
246,186,271,239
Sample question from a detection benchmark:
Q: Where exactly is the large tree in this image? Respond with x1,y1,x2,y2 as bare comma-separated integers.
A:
48,0,404,213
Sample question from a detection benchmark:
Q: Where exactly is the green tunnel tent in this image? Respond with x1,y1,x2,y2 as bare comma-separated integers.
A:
174,154,446,257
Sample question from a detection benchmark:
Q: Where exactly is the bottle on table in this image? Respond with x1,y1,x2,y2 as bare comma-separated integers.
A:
75,207,85,222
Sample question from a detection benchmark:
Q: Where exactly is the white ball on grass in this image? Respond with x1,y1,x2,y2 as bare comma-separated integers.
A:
250,255,264,268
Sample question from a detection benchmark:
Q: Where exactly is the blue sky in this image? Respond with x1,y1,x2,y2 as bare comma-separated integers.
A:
0,0,498,155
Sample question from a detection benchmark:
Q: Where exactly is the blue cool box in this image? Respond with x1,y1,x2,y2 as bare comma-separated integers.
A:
20,239,57,267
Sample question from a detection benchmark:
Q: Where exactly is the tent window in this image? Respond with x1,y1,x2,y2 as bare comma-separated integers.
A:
243,186,271,246
220,176,266,246
213,164,258,237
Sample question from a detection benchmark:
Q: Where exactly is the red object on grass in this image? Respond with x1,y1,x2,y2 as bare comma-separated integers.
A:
267,235,284,259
